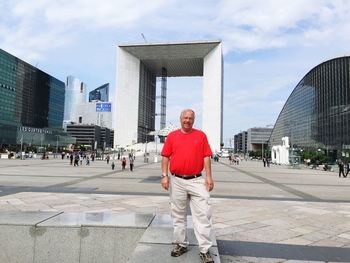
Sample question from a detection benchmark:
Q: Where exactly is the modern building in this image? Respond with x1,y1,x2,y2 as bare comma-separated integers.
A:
234,128,272,154
89,83,109,102
247,127,273,152
0,48,75,150
71,101,113,129
269,56,350,158
66,124,113,150
63,76,87,128
101,127,114,149
234,131,247,154
114,40,223,151
64,78,113,133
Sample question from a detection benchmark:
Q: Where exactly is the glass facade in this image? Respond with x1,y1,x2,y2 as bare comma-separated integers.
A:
88,83,109,102
64,76,86,122
138,62,156,143
270,56,350,153
0,48,73,148
247,128,272,151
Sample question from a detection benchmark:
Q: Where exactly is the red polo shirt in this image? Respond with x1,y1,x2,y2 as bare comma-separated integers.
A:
161,129,212,175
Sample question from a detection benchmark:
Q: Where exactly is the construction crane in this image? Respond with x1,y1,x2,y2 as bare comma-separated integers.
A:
141,33,147,43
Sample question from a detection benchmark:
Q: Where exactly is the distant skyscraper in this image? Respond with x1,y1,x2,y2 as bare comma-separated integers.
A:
89,83,109,102
63,76,87,128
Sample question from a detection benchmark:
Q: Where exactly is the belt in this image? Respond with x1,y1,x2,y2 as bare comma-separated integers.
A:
173,173,202,180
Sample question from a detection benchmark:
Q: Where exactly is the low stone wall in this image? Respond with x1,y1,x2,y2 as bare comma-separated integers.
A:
0,211,154,263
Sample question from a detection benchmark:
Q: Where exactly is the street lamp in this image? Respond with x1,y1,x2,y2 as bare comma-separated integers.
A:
20,134,23,160
55,135,59,158
154,131,158,163
144,125,148,163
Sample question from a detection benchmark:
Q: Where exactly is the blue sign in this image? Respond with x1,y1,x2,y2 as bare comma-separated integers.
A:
96,103,111,112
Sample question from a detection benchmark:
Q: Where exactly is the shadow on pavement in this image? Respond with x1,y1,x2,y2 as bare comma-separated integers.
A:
218,240,350,262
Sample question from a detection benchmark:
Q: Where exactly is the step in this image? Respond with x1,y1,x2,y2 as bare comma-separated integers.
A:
0,211,155,263
131,214,220,263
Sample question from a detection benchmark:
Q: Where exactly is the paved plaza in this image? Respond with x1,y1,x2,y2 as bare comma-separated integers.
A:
0,156,350,262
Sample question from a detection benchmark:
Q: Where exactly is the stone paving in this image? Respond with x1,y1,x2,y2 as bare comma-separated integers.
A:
1,156,350,262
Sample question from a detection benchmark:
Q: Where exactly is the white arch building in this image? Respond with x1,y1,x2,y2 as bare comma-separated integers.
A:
114,40,223,151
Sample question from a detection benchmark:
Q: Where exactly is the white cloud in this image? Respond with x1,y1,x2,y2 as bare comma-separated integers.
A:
214,0,350,52
0,0,166,62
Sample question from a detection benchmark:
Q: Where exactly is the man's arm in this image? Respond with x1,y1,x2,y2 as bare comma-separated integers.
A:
204,156,214,191
161,156,170,190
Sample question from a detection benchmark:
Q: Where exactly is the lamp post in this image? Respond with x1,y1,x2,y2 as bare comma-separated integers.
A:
155,133,158,155
154,132,158,163
20,134,23,160
144,125,148,163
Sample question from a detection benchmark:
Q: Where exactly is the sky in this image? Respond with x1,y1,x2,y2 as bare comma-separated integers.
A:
1,0,350,146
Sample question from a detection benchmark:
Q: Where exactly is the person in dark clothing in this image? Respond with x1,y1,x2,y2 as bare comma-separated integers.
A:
338,159,345,178
129,156,134,171
74,154,79,167
70,154,73,165
346,160,350,178
121,157,127,170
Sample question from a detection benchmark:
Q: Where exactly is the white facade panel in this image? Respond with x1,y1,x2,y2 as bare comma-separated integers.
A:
114,48,140,147
202,43,223,152
73,102,112,129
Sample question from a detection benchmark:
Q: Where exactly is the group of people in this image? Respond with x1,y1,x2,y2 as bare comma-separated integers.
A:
69,152,92,166
228,155,240,165
110,153,135,171
262,156,270,167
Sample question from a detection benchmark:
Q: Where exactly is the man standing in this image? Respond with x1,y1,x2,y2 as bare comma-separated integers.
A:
339,159,346,178
161,109,214,263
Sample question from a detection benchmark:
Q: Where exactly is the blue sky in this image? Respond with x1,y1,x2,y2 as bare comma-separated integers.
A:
1,0,350,146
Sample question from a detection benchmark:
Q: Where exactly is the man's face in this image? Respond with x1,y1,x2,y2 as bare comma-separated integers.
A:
180,111,195,132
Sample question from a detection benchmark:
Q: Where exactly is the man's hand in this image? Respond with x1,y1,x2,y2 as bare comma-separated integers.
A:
205,176,214,192
161,176,169,190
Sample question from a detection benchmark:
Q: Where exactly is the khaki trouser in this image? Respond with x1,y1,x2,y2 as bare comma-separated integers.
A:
169,175,213,253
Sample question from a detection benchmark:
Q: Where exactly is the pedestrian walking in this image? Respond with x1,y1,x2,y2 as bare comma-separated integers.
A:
111,161,115,170
121,157,126,170
345,160,350,177
129,156,134,171
161,109,215,263
74,153,79,166
70,154,73,165
338,159,346,177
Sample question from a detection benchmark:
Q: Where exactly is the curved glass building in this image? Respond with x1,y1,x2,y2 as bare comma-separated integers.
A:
270,56,350,155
